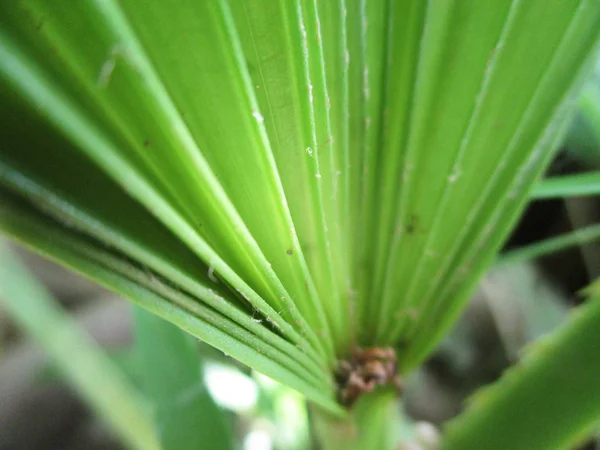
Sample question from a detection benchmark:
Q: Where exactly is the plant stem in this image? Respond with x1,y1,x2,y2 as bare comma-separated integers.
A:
312,388,400,450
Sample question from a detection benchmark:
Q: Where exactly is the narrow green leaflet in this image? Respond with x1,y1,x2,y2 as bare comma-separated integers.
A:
531,172,600,199
497,222,600,266
226,0,346,351
365,0,426,338
134,307,234,450
442,292,600,450
0,244,160,450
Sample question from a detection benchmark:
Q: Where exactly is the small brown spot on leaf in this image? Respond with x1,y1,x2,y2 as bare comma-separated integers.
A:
143,139,151,147
406,214,418,234
286,249,293,255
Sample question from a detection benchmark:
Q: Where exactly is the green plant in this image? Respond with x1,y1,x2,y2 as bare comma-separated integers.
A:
2,1,600,449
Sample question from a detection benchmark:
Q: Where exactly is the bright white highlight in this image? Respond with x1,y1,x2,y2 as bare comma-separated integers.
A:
244,429,273,450
204,363,258,412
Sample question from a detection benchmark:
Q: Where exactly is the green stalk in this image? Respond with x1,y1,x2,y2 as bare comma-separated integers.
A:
133,307,234,450
312,388,399,450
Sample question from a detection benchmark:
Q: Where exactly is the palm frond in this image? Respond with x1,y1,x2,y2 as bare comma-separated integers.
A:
1,0,599,409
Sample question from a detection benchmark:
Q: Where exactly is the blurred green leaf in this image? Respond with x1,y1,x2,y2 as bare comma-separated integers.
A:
497,222,600,266
531,171,600,199
39,348,142,386
0,243,159,450
564,61,600,167
443,292,600,450
254,372,310,450
134,307,234,450
581,277,600,296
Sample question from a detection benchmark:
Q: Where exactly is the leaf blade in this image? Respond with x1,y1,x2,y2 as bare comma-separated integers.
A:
443,292,600,450
531,172,600,199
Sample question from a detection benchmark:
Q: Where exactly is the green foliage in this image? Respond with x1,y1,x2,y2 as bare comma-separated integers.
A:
564,61,600,167
0,243,159,450
0,193,341,413
532,172,600,199
1,1,600,442
134,307,234,450
442,291,600,450
497,223,600,266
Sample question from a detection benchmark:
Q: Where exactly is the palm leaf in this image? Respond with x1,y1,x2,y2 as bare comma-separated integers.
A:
1,0,599,415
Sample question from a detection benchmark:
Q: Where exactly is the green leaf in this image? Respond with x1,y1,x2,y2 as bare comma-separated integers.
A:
0,192,342,415
564,60,600,167
581,277,600,296
134,306,234,450
531,172,600,199
39,348,143,385
376,0,600,368
442,292,600,450
0,243,160,450
497,222,600,266
226,0,347,352
0,76,337,410
0,90,327,378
